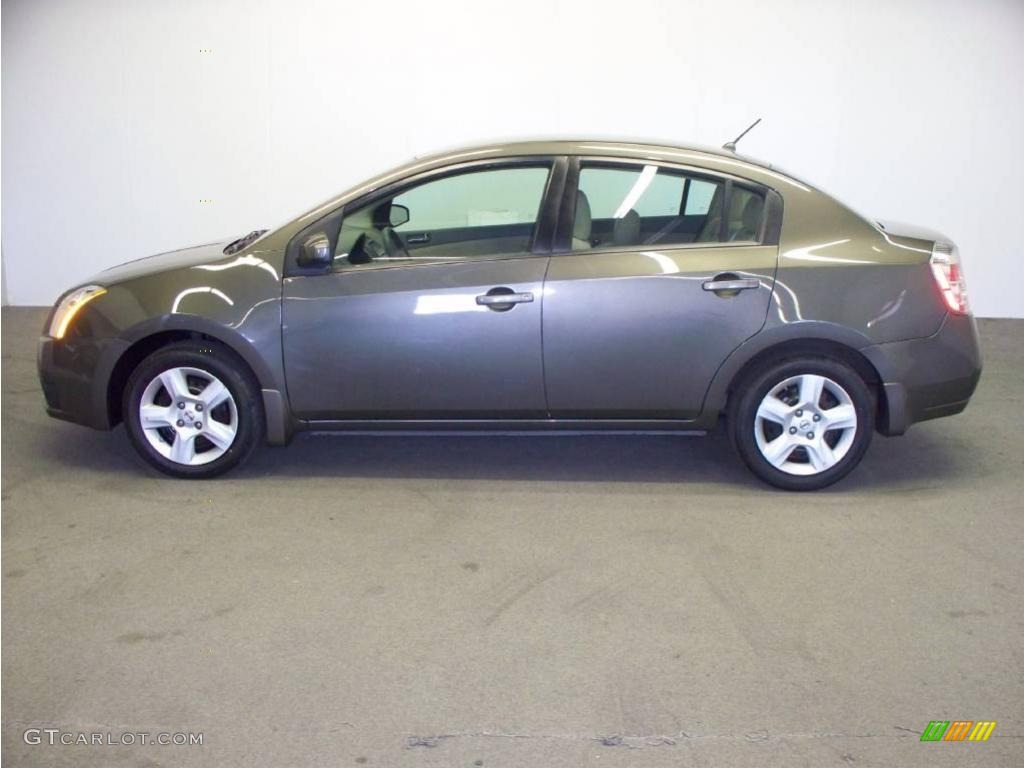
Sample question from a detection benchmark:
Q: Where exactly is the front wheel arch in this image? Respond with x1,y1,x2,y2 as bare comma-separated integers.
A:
106,324,272,428
121,340,265,477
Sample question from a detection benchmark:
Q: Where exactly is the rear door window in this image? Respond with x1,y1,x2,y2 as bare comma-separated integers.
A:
574,163,763,249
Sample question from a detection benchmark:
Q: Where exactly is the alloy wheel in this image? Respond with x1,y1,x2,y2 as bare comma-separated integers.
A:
138,366,238,466
753,373,858,476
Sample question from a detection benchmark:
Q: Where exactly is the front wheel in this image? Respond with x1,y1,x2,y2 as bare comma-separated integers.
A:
730,357,874,491
123,341,264,478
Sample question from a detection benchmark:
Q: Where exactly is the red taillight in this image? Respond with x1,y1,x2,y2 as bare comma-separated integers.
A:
930,242,969,315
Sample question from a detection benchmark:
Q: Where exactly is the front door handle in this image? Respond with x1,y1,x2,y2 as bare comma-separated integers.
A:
702,277,759,293
406,233,431,244
476,288,534,311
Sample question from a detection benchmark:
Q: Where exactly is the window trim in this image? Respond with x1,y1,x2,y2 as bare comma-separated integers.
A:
554,156,782,255
284,156,567,278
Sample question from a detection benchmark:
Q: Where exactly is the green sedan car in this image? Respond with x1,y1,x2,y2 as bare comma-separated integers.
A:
38,139,981,489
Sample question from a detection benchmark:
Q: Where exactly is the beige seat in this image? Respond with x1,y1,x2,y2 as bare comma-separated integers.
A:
572,190,592,250
611,208,641,246
730,195,764,241
696,186,725,242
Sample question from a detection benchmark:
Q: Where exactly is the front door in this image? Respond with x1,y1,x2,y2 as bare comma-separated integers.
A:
542,160,778,419
282,162,557,420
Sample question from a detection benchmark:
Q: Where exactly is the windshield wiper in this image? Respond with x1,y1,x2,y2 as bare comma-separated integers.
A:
223,229,268,255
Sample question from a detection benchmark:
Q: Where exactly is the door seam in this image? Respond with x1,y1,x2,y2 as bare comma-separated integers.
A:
539,255,553,417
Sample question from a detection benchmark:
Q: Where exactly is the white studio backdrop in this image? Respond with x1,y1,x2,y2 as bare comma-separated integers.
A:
2,0,1023,316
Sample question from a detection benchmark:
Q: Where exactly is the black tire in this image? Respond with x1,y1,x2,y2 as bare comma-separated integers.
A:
122,341,264,478
729,356,874,491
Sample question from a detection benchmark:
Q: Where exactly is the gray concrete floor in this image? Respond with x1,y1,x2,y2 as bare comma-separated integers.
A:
2,306,1022,767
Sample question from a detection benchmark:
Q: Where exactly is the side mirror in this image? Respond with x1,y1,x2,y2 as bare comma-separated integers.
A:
297,233,331,268
389,204,410,228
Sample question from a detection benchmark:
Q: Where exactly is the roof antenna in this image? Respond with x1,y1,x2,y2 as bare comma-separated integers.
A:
722,118,762,153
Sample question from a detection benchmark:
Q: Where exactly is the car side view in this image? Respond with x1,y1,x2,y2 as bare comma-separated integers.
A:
38,139,981,489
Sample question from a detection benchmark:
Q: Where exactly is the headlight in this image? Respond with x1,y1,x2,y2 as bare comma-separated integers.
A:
48,285,107,339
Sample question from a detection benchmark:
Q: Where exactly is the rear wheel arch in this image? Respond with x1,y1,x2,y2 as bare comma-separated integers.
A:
729,355,875,490
715,337,886,431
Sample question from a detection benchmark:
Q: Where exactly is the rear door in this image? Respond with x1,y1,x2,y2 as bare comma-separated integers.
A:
542,159,778,419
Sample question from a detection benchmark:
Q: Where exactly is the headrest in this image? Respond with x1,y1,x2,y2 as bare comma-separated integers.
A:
573,190,592,241
612,208,641,246
742,195,764,231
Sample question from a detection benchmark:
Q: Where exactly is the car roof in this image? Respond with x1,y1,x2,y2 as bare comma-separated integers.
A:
412,136,777,172
288,136,819,233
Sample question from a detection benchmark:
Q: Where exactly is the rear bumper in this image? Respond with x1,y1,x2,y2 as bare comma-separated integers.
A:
863,312,982,436
37,335,129,430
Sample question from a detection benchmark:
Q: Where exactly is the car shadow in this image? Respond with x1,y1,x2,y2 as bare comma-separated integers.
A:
244,430,754,485
239,423,983,491
28,414,983,492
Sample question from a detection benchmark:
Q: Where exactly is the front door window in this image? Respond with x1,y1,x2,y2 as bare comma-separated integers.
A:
333,165,551,269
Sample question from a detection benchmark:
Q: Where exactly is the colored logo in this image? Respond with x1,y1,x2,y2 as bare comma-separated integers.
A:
920,721,996,742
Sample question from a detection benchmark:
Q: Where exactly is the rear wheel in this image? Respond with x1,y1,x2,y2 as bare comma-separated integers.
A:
123,341,263,478
730,357,873,490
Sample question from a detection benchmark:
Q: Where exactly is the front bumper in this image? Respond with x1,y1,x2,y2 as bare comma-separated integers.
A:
863,312,982,436
37,334,130,430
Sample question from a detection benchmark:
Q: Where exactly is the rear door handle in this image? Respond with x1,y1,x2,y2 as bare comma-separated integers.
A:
702,278,759,292
476,291,534,306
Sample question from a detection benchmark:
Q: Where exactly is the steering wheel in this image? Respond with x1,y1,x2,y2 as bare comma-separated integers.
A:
349,228,404,265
